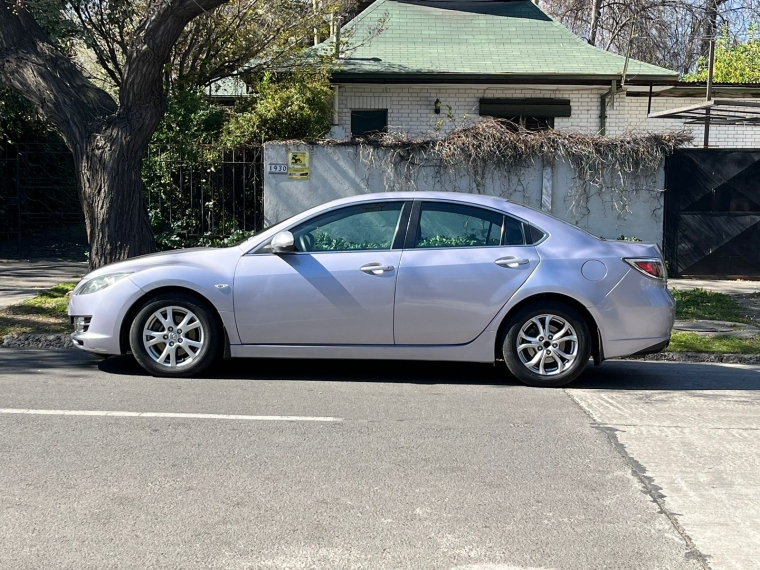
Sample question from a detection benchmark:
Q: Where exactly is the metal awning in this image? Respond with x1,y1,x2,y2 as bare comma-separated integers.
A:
648,99,760,125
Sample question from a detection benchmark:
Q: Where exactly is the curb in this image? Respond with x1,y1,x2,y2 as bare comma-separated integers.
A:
1,333,73,350
631,351,760,365
1,336,759,365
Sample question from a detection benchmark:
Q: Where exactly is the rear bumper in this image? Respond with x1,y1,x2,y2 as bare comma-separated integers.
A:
632,338,670,356
592,269,675,360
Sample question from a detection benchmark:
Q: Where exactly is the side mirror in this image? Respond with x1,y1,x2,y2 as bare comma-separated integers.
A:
271,230,295,254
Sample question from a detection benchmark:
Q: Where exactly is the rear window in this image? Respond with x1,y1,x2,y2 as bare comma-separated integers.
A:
525,224,546,244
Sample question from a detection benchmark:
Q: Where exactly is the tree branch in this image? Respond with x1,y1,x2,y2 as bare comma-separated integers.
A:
119,0,229,111
0,0,117,148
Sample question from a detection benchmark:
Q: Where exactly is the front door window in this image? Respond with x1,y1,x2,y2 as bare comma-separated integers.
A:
291,202,405,252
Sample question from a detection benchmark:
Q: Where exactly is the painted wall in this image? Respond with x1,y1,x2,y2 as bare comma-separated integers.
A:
264,143,667,243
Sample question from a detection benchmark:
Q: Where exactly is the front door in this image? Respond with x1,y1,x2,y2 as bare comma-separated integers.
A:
234,201,407,345
394,201,539,345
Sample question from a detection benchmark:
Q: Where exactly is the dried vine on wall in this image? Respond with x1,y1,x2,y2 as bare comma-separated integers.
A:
290,119,692,221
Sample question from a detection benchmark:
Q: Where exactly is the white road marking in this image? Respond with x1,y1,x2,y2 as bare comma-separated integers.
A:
0,408,342,422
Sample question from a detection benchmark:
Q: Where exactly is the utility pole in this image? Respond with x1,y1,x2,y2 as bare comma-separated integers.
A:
704,38,716,148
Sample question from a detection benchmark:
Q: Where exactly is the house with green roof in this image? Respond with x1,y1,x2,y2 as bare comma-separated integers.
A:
317,0,760,147
321,0,677,139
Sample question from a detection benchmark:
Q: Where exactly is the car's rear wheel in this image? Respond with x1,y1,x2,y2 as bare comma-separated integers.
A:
129,293,219,377
502,301,591,387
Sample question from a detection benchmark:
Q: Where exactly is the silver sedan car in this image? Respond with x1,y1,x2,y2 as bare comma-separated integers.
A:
68,192,674,387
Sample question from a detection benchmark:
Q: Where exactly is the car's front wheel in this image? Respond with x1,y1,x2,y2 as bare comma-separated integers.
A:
502,301,591,387
129,293,220,377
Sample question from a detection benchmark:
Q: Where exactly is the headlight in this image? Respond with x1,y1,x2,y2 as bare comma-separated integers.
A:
77,273,133,295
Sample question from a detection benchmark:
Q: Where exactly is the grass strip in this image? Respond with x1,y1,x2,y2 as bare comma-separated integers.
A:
669,331,760,354
671,287,755,324
0,283,76,337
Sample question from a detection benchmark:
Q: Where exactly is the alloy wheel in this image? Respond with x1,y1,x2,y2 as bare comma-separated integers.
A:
142,306,205,368
516,314,578,376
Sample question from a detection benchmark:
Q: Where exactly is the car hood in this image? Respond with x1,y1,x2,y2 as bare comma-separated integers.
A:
81,248,219,280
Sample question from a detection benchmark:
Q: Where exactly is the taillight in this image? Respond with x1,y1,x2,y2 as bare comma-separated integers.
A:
624,258,666,280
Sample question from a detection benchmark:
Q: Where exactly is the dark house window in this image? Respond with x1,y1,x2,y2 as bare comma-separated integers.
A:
351,109,388,137
479,98,570,131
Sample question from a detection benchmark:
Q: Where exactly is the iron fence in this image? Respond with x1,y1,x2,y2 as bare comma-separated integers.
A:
0,142,85,258
145,144,264,244
0,142,264,259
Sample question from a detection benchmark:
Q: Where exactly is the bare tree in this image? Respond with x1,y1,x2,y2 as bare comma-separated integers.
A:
542,0,760,75
66,0,354,92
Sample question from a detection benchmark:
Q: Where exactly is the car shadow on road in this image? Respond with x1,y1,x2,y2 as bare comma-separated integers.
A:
98,354,518,386
570,359,760,391
0,349,103,375
99,355,760,390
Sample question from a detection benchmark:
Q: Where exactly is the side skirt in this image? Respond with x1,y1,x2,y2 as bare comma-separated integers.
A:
229,331,497,363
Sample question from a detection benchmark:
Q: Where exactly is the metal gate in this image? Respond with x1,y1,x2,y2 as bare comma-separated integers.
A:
1,142,264,258
664,149,760,278
0,142,85,258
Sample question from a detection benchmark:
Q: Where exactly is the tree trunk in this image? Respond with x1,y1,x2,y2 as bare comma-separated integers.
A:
76,128,156,269
1,0,232,270
589,0,603,46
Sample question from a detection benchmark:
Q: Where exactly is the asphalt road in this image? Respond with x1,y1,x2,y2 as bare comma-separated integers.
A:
0,351,758,570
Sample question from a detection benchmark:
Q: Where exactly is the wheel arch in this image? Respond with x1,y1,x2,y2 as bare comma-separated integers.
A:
494,293,602,365
119,286,228,355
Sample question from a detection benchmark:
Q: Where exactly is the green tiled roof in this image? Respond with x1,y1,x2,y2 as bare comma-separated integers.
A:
327,0,677,82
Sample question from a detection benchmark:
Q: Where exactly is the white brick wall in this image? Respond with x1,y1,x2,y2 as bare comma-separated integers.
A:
335,84,607,137
334,83,760,148
621,96,760,148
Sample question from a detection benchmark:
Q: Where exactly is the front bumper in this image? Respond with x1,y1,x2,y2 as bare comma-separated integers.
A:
68,277,145,355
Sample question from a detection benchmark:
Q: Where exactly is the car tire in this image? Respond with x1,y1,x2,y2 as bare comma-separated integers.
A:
129,293,220,378
502,301,592,388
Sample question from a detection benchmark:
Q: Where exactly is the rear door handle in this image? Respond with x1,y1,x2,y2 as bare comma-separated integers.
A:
495,256,530,268
360,263,395,275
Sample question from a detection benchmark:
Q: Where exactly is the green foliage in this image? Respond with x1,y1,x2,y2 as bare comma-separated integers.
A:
312,232,390,251
684,28,760,83
417,235,481,248
0,88,55,143
616,234,643,242
151,89,227,147
222,71,333,146
671,288,753,324
669,332,760,354
144,76,332,250
143,89,230,250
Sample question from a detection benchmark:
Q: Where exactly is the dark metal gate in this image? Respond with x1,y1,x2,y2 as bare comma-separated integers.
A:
0,142,85,258
664,149,760,278
1,142,264,258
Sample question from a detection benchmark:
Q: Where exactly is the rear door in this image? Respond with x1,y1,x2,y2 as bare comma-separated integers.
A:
394,200,540,345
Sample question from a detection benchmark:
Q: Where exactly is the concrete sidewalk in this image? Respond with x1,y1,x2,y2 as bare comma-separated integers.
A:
0,260,88,310
669,278,760,295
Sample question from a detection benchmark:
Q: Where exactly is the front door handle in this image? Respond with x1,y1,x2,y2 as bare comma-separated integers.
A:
495,256,530,268
360,263,395,275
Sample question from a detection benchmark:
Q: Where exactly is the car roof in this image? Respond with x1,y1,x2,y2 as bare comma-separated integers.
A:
317,191,547,225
